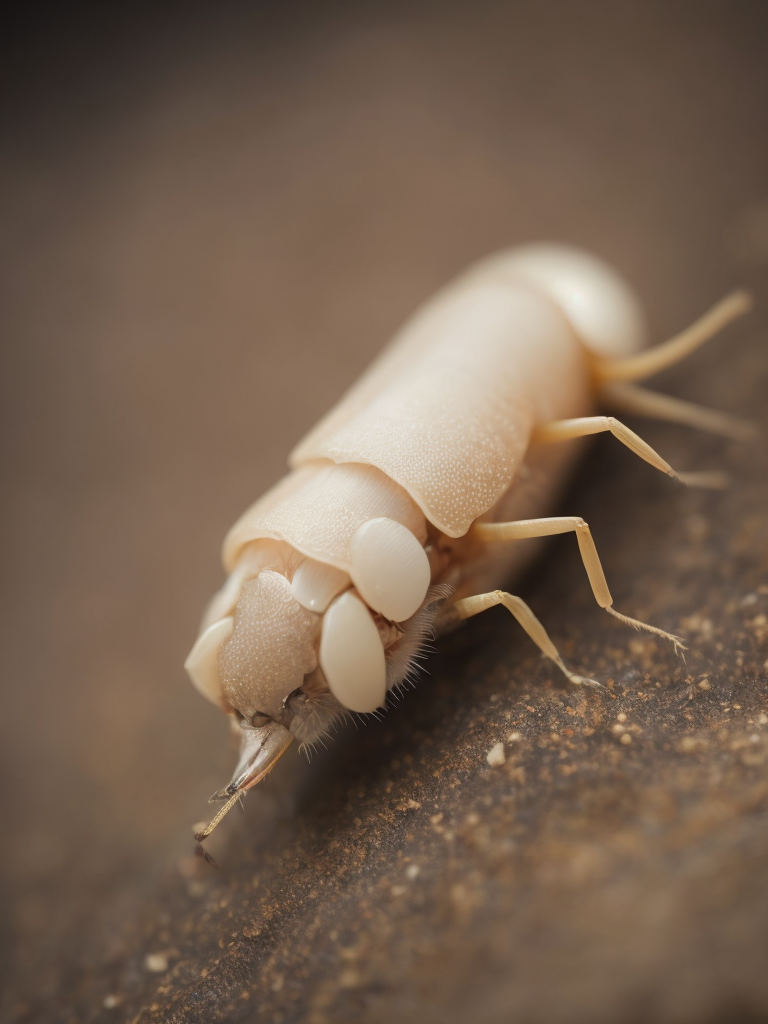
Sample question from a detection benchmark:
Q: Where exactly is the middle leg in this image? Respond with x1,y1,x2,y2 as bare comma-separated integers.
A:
472,516,685,654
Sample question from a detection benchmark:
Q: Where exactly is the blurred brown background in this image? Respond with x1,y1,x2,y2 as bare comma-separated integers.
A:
1,2,767,1022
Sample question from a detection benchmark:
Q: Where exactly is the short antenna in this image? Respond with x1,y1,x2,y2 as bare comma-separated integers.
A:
193,789,242,844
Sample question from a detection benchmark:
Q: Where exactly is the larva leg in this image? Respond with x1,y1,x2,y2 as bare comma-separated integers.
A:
453,590,601,688
598,381,755,442
472,518,686,654
533,415,726,488
593,289,752,384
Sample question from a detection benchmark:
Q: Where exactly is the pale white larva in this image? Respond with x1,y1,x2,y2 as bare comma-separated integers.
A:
186,243,752,842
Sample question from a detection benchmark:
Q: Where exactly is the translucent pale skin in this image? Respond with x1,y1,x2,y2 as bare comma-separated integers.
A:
223,461,427,572
486,244,647,358
186,243,749,825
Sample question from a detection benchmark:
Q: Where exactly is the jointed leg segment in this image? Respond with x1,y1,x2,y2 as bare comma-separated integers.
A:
474,517,611,603
531,290,753,487
473,517,685,655
453,589,601,688
454,289,750,689
454,515,685,688
533,416,726,488
599,381,755,442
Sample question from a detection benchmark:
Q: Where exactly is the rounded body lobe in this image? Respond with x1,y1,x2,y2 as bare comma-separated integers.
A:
223,461,427,573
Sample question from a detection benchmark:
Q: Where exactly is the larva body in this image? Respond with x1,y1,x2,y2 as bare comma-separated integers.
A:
185,244,750,826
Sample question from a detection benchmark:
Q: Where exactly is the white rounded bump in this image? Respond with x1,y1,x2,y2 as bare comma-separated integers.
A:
184,616,234,707
350,517,431,622
291,558,350,613
500,243,648,358
319,591,386,713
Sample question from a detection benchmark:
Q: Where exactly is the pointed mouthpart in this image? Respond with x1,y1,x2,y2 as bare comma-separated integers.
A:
193,721,293,844
217,720,294,798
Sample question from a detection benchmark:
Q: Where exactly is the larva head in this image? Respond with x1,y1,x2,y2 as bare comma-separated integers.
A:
498,243,649,358
186,567,340,799
187,519,435,816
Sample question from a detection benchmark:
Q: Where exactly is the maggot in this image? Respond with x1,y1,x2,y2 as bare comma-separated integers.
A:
185,243,751,841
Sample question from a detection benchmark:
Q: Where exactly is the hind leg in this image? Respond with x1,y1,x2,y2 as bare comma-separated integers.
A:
533,415,726,488
598,381,754,442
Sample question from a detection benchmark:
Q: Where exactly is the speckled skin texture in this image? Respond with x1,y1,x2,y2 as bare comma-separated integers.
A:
219,573,318,722
291,274,588,537
223,463,426,572
1,3,767,1023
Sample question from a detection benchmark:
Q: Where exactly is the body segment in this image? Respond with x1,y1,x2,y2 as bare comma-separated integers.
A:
290,264,592,536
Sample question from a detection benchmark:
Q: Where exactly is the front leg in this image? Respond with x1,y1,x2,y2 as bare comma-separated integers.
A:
452,589,601,689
